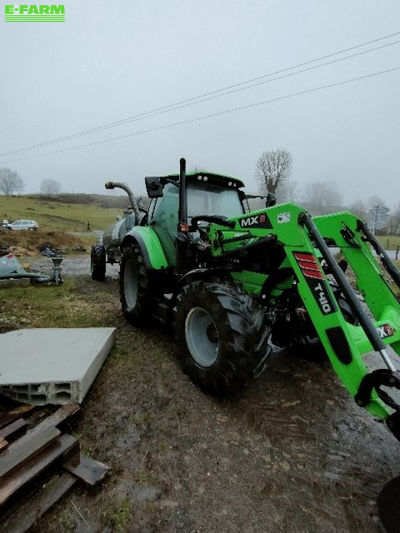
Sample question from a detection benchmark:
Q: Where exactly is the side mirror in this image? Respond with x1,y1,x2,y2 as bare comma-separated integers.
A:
145,177,164,198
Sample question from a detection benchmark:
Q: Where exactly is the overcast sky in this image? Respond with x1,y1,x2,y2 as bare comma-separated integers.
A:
0,1,399,206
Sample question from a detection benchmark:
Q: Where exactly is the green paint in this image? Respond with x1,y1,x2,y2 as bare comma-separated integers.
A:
126,227,169,270
4,4,65,21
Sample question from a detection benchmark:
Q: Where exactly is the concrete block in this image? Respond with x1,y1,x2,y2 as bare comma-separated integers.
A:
0,328,116,405
0,278,30,289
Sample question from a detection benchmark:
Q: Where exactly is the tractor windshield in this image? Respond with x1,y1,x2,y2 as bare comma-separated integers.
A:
187,183,243,220
149,182,244,266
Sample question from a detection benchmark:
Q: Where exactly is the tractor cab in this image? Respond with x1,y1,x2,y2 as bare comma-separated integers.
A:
145,169,246,266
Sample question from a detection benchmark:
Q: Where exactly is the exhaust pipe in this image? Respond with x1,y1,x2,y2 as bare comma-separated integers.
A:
105,181,140,219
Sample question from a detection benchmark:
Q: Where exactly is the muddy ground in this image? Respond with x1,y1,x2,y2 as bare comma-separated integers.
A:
4,256,400,532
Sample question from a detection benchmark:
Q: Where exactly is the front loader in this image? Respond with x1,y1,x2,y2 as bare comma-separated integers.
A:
118,158,400,445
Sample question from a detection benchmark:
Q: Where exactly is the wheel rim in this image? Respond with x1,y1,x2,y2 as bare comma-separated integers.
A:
185,307,219,367
124,258,139,310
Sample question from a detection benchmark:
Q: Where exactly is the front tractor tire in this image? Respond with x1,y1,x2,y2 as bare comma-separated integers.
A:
120,242,153,326
91,244,106,281
175,282,271,396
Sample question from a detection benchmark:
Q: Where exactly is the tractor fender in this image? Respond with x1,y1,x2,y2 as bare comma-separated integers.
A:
121,227,168,270
177,267,230,289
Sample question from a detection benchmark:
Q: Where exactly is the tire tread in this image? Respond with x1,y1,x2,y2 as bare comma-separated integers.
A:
175,281,271,395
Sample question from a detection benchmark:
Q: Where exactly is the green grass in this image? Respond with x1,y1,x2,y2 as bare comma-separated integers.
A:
0,280,107,332
0,195,122,232
377,235,400,251
0,227,94,255
104,500,132,533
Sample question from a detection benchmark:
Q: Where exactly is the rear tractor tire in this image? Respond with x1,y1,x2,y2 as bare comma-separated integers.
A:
91,244,106,281
175,282,271,395
120,242,153,326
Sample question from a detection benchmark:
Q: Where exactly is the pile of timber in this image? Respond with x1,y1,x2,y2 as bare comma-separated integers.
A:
0,397,109,532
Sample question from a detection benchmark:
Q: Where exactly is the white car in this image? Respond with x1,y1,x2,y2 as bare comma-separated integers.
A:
8,219,39,231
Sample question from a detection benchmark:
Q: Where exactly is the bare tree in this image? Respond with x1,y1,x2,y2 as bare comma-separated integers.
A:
389,203,400,234
303,182,343,214
0,168,24,196
276,180,298,203
350,200,367,219
256,149,292,195
40,178,62,195
367,195,386,209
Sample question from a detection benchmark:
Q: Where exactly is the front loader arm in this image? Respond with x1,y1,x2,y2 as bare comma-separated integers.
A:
208,203,400,438
275,210,396,420
313,212,400,358
295,212,400,418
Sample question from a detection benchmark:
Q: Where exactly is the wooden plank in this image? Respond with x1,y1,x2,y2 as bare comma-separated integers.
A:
0,419,27,443
1,472,77,533
0,405,34,430
24,408,51,427
0,433,79,506
63,453,110,486
25,404,80,437
0,437,8,453
34,403,80,431
0,426,61,479
5,404,80,453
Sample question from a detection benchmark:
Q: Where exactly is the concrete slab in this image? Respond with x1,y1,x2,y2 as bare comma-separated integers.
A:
0,328,116,405
0,278,30,289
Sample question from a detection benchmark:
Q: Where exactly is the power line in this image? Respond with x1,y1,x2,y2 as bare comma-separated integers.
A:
1,66,398,165
1,31,399,157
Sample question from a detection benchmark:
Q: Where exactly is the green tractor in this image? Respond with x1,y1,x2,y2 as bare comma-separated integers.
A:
119,158,400,443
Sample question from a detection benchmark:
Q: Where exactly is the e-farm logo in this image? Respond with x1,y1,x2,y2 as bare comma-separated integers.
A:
4,4,65,22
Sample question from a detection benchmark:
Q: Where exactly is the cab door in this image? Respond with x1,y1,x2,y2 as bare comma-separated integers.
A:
149,183,179,266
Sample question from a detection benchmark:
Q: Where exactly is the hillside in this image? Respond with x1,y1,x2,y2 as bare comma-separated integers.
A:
0,194,130,232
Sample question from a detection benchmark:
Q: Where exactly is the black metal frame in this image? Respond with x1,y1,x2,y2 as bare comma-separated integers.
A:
178,158,187,229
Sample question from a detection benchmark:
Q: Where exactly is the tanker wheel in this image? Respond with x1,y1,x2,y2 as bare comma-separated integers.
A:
120,242,153,326
91,244,106,281
175,281,271,395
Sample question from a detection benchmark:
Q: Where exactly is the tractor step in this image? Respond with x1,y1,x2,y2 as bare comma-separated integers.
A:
151,300,171,324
